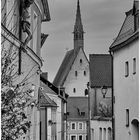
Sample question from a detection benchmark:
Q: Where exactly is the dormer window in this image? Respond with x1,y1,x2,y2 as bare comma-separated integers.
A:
81,112,85,116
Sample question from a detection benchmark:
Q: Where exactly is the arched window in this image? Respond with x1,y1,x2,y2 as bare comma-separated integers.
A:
103,128,106,140
99,128,102,140
108,127,112,140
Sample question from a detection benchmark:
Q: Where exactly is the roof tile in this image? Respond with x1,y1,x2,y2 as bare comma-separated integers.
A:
89,54,112,87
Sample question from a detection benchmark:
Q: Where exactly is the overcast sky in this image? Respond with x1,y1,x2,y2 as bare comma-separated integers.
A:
41,0,133,82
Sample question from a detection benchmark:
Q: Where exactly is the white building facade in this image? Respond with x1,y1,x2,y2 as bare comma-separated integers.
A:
109,1,139,140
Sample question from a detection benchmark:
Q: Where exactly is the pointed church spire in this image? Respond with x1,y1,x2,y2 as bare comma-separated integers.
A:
74,0,83,33
73,0,84,49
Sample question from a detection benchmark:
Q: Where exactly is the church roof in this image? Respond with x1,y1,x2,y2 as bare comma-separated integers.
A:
53,47,80,87
53,0,87,87
109,1,139,52
67,97,88,121
89,54,112,88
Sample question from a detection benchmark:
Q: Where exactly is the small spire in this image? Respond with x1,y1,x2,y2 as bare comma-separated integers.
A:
74,0,84,33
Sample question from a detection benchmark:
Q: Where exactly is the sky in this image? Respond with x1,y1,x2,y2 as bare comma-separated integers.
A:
41,0,133,82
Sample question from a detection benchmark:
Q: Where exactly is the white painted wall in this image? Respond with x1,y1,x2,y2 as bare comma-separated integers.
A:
113,40,139,140
64,48,89,97
91,120,112,140
47,108,52,140
47,93,63,140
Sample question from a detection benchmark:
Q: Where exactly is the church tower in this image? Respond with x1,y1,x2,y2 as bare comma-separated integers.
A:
73,0,84,50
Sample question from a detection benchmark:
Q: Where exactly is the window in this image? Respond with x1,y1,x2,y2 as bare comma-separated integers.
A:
80,59,82,64
73,88,76,93
71,135,76,140
78,122,83,130
103,128,106,140
71,122,76,130
79,135,83,140
99,128,102,140
91,129,94,140
84,71,86,76
133,58,136,74
80,112,85,116
75,71,78,77
126,109,129,127
125,61,129,77
108,127,112,140
86,135,88,140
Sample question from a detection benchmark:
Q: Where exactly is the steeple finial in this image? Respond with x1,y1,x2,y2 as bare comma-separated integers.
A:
74,0,84,33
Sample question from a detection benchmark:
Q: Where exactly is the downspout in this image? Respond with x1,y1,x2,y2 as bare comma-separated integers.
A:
94,88,97,116
109,51,115,140
45,107,47,140
18,0,23,75
66,100,68,140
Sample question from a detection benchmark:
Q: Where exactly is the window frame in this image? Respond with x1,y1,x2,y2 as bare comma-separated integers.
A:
73,88,76,93
70,135,77,140
125,61,129,77
78,135,83,140
126,109,129,127
80,59,82,64
133,58,136,74
84,71,86,76
75,71,78,77
71,122,76,130
78,122,83,130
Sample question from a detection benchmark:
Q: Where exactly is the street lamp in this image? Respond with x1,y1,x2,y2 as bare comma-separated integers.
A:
101,85,108,98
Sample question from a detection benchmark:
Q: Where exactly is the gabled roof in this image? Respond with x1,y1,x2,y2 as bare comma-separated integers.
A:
109,1,139,51
41,74,69,102
53,49,74,87
67,97,88,121
89,54,112,88
39,88,57,107
53,46,88,87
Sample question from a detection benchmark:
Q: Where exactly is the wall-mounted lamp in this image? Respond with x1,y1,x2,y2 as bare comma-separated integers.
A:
101,85,108,98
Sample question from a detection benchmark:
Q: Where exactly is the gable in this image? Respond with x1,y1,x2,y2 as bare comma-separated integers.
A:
53,47,88,87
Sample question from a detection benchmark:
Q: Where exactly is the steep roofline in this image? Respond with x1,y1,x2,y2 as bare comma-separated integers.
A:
109,12,128,49
109,30,139,52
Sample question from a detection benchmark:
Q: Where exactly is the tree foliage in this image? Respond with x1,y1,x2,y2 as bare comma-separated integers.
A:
1,40,34,140
98,101,112,117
